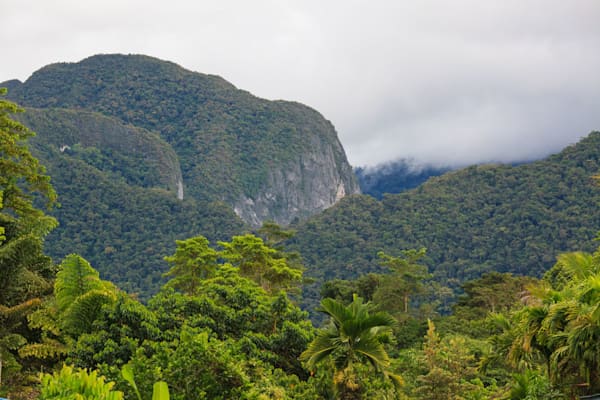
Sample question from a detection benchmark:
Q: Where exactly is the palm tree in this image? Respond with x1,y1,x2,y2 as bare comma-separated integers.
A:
504,249,600,396
300,295,400,399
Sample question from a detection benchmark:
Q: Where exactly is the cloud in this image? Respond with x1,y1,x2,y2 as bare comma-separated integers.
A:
2,0,600,166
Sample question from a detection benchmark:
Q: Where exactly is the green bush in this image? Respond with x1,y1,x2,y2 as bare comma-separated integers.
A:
39,365,123,400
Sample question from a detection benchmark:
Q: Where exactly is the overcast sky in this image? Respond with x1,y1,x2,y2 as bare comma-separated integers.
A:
2,0,600,167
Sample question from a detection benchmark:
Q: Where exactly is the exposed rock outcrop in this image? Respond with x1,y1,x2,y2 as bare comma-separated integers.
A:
234,132,360,226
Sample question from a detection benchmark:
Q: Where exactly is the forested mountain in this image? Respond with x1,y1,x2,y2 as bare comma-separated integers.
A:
3,71,600,400
355,160,450,199
18,108,246,298
292,132,600,303
3,54,359,227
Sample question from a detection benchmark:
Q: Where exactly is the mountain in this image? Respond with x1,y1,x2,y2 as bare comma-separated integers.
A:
291,132,600,304
355,160,450,199
15,108,245,298
4,54,359,226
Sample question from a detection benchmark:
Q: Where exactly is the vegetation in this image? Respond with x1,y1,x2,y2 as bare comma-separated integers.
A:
0,88,57,391
1,80,599,400
301,295,400,399
293,132,600,311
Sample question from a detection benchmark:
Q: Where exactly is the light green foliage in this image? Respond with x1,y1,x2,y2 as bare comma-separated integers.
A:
67,291,160,377
219,234,303,294
39,364,123,400
301,295,400,399
58,234,315,399
163,236,218,295
413,320,486,400
54,254,117,336
505,370,564,400
18,297,68,361
151,265,314,377
487,246,600,397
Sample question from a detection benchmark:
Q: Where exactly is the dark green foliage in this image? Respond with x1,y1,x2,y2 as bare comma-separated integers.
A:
9,106,246,300
1,54,359,300
0,89,58,390
66,238,316,399
293,132,600,309
35,151,244,299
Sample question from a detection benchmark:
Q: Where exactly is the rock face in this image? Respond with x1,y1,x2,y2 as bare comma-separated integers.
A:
3,54,360,226
234,131,360,226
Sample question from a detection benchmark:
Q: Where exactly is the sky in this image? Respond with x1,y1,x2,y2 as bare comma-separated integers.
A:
2,0,600,167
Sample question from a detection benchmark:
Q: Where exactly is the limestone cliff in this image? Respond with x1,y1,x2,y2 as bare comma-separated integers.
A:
234,123,360,226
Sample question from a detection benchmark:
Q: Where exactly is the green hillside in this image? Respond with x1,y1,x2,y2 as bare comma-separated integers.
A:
292,131,600,297
4,54,358,223
17,108,246,298
20,108,183,193
42,155,245,298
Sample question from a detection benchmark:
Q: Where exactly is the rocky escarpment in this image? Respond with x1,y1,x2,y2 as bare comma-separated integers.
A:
234,128,360,226
3,54,359,225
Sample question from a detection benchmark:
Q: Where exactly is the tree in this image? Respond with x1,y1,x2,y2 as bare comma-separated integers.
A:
54,254,117,336
219,234,302,294
0,88,58,389
491,248,600,397
163,235,218,295
414,320,482,400
300,295,400,399
373,248,430,314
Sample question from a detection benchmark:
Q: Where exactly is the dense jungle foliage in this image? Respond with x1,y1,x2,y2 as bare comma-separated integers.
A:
293,132,600,312
2,86,600,399
16,107,246,299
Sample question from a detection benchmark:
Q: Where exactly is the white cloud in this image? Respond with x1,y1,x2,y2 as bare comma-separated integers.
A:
2,0,600,166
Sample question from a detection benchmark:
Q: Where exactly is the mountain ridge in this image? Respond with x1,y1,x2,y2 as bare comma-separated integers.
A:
291,131,600,308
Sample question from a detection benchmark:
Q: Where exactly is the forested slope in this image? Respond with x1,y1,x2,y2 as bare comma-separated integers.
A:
42,155,244,298
293,131,600,295
18,108,246,298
